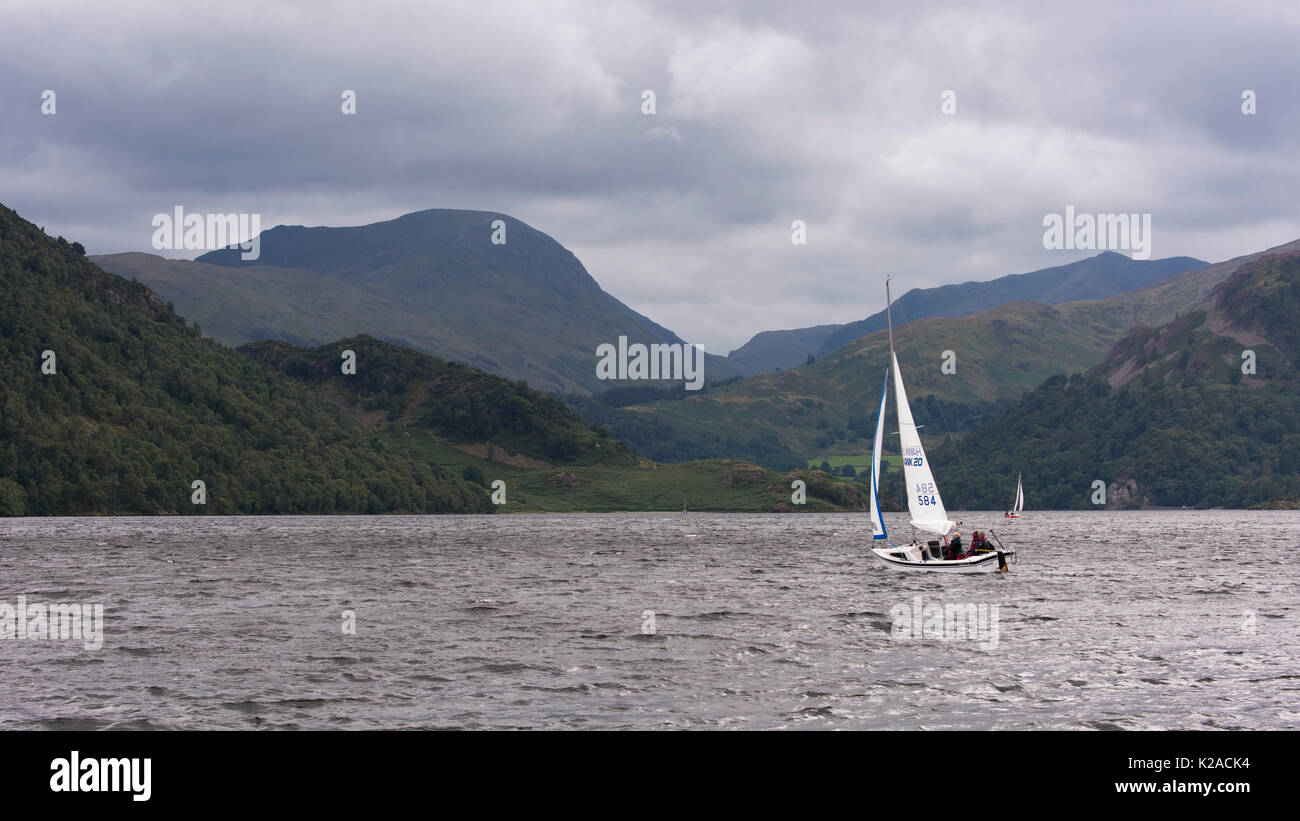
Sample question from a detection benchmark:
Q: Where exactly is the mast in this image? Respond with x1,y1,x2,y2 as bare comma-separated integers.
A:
886,276,895,359
885,276,904,534
888,276,955,537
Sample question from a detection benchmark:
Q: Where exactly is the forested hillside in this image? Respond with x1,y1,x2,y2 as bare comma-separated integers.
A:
933,253,1300,509
0,203,492,515
240,336,637,465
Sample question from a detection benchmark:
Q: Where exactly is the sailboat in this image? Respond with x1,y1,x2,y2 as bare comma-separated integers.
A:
868,279,1014,573
1005,473,1024,519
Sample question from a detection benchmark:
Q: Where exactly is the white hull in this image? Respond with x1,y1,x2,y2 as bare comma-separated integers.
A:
871,543,1012,574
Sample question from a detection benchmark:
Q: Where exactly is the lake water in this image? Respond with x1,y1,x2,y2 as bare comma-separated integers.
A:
1,511,1296,730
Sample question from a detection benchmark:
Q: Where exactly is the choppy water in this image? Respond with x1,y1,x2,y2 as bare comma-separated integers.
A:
0,511,1296,730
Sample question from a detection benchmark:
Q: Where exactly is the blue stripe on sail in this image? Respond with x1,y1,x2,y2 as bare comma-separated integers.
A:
871,369,888,541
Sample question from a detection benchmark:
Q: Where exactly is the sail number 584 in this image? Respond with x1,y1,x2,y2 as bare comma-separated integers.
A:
914,482,937,505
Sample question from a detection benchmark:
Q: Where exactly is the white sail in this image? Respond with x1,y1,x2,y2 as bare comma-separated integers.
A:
891,351,954,535
870,370,889,541
1014,473,1024,513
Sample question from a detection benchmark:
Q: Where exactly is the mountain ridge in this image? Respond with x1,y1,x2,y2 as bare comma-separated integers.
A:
725,251,1207,373
572,238,1299,470
96,208,742,395
931,250,1300,509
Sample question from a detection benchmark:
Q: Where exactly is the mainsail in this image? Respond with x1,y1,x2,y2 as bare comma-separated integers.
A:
1013,472,1024,514
891,350,954,535
870,370,889,541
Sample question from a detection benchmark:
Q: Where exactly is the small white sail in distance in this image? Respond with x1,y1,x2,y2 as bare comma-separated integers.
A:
1013,472,1024,514
891,350,955,535
870,369,889,541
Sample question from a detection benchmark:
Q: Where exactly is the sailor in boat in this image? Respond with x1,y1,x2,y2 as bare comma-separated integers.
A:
948,531,963,559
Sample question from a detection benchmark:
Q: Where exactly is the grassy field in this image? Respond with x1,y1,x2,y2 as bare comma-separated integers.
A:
386,429,868,513
806,452,895,471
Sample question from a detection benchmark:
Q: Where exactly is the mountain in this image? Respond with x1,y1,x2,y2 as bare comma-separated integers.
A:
2,203,865,515
725,252,1207,374
725,324,841,375
931,251,1300,510
572,299,1108,468
86,252,392,347
0,203,491,515
573,240,1300,470
1096,252,1300,390
93,209,741,394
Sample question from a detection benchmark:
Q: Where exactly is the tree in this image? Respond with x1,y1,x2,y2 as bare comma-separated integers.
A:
0,478,27,516
462,464,487,487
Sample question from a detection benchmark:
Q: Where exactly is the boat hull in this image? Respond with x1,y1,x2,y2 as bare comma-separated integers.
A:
871,544,1012,573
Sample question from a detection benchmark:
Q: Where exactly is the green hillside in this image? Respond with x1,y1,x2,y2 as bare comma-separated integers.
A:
570,300,1136,468
241,336,872,512
86,252,393,348
0,203,491,515
931,252,1300,510
240,336,638,465
572,240,1300,470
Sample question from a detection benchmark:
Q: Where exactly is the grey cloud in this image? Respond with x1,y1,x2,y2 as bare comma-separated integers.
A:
1,0,1297,353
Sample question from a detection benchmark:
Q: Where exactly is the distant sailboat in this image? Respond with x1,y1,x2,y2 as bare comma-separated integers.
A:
1005,473,1024,519
869,278,1014,573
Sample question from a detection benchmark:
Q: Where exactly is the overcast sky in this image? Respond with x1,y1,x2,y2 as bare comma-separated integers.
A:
4,0,1298,353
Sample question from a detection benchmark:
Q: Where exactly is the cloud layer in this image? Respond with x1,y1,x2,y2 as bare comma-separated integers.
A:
4,0,1297,352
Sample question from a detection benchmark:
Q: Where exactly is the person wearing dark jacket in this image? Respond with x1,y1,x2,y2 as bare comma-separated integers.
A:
949,532,963,559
